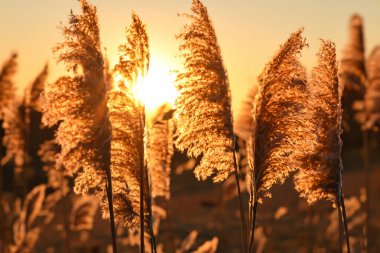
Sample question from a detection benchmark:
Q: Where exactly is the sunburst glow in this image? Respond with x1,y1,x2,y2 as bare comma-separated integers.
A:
135,58,177,111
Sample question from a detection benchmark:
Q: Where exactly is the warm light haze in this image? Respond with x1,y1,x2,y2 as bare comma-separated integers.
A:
135,58,177,111
2,0,380,114
1,1,380,252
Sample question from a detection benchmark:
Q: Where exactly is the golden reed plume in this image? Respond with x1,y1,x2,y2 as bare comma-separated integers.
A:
363,46,380,130
0,54,21,169
107,12,149,229
0,54,30,195
38,140,68,192
42,0,110,204
249,29,308,202
339,14,367,146
147,105,174,200
295,40,351,253
175,0,234,182
0,53,17,116
26,64,48,112
248,29,308,252
294,40,342,204
9,184,46,253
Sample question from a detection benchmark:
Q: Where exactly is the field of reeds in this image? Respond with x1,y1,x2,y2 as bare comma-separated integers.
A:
0,0,379,252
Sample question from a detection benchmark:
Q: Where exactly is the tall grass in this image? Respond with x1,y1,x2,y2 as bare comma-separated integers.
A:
175,1,247,252
248,29,309,253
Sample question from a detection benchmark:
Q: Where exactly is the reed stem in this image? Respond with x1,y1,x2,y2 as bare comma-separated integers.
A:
248,199,258,253
105,157,118,253
146,165,157,253
139,104,146,253
337,197,343,253
232,136,248,253
340,195,351,253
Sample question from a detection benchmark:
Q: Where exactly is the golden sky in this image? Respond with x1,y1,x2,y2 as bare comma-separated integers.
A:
1,0,380,115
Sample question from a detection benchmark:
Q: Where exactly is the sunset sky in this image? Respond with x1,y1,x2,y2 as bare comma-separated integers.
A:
1,0,380,114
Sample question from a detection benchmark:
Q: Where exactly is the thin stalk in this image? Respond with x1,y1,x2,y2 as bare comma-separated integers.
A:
248,199,258,253
337,197,343,253
0,136,3,253
139,166,144,253
149,213,157,253
139,104,146,253
340,195,351,253
232,136,248,253
105,154,118,253
146,164,157,253
362,129,370,252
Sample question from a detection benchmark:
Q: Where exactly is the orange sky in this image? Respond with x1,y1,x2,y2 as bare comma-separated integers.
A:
1,0,380,115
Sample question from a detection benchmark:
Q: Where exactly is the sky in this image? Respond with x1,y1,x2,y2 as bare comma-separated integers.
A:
1,0,380,115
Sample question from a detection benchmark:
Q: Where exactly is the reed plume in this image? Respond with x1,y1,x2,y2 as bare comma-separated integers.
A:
9,184,46,253
1,101,29,178
363,46,380,130
42,0,110,201
0,53,17,116
2,61,50,201
0,61,30,199
248,29,308,252
107,12,149,230
148,105,174,200
26,64,48,112
295,40,350,253
294,40,341,204
249,28,308,202
360,45,380,252
70,195,99,231
108,12,154,252
0,54,23,191
0,54,17,233
38,140,68,192
174,0,234,182
41,1,116,250
339,14,367,146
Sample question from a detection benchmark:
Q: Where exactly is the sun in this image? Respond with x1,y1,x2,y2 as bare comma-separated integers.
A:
135,58,177,111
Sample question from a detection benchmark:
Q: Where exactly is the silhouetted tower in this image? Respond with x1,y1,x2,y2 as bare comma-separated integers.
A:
339,14,367,148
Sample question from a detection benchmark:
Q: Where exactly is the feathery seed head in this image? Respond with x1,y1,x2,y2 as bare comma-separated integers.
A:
0,53,17,118
107,12,150,229
147,105,174,200
41,0,110,209
363,46,380,130
26,64,48,112
294,40,342,204
174,0,234,182
250,28,309,202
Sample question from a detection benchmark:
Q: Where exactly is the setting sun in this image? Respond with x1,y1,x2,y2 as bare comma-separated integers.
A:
135,58,177,111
